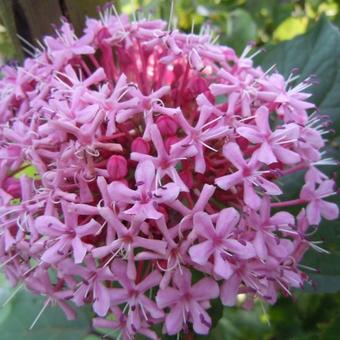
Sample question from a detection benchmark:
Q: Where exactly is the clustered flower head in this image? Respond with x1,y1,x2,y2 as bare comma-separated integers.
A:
0,5,339,339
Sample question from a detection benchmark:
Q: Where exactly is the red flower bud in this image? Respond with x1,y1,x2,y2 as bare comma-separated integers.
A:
107,155,128,180
156,115,178,136
164,136,179,153
3,177,21,197
131,137,150,154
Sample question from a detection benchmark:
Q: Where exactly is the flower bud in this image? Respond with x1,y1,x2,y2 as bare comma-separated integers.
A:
131,137,150,154
164,136,179,153
156,115,178,136
107,155,128,180
3,177,21,197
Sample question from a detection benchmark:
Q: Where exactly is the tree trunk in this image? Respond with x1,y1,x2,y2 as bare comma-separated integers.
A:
0,0,119,60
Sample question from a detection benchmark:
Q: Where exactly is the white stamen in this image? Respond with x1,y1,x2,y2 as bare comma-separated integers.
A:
0,254,19,269
2,282,24,306
168,0,175,32
29,298,51,330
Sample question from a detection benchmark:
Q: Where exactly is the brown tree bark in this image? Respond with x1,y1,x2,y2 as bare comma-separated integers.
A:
0,0,118,59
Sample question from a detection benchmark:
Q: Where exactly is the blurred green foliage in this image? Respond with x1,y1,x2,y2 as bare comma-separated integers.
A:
122,0,339,53
0,0,339,59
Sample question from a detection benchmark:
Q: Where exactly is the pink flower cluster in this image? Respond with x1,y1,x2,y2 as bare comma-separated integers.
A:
0,8,338,338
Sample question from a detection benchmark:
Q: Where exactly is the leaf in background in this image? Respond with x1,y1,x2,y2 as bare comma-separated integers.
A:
0,291,92,340
223,9,257,54
14,164,40,179
256,16,340,131
82,336,101,340
320,311,340,339
0,274,12,326
256,17,340,293
202,303,270,340
273,17,308,41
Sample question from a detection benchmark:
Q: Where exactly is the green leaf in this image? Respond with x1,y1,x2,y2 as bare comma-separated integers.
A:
320,312,340,338
0,291,92,340
273,17,308,41
82,336,101,340
14,164,40,179
256,16,340,133
223,9,257,54
256,17,340,293
204,303,270,340
210,298,224,329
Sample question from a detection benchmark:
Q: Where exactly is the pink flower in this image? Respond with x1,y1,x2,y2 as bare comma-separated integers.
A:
93,306,158,340
189,208,255,279
256,73,315,124
71,256,114,316
110,260,164,331
156,268,219,335
215,142,282,209
108,160,180,220
237,106,301,164
173,108,230,173
245,197,296,260
35,202,100,264
25,267,76,321
44,22,95,68
131,124,195,191
300,179,339,224
92,207,167,279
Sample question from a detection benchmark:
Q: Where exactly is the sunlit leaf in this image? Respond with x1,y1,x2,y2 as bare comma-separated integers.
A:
273,17,308,41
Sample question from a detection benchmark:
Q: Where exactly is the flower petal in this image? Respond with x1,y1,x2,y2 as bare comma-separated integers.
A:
156,287,181,309
191,277,219,301
256,142,277,165
154,182,180,203
220,273,241,306
253,231,268,259
274,145,300,164
193,212,216,239
258,177,282,195
306,200,321,225
190,300,212,335
108,181,137,203
189,241,214,265
215,170,243,191
243,181,261,209
137,270,162,292
71,237,88,264
216,207,240,237
135,160,155,190
255,106,271,134
165,304,183,335
222,142,246,169
237,127,263,144
35,215,66,236
93,281,110,317
214,252,233,279
320,201,339,221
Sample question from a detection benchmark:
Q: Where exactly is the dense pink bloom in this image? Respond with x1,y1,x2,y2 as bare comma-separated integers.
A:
0,6,338,339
